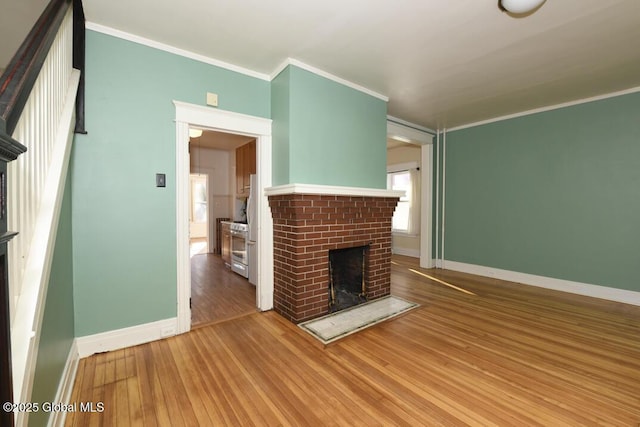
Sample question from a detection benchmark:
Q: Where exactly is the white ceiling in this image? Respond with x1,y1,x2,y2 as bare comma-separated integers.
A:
10,0,640,130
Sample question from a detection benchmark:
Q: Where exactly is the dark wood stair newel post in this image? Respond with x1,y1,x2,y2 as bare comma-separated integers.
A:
0,133,27,427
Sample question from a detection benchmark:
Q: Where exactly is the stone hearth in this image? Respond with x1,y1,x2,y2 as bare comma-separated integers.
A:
267,185,401,323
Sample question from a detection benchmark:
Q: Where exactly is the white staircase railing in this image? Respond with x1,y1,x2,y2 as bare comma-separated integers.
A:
6,4,79,424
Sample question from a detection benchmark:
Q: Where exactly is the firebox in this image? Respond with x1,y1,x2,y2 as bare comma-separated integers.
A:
329,245,369,312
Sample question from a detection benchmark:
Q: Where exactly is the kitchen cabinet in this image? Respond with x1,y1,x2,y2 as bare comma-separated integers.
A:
221,221,232,266
236,140,256,196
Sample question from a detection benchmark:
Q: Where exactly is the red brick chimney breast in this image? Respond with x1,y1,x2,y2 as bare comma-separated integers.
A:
267,192,400,323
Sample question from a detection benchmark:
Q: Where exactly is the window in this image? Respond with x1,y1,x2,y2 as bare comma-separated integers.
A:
190,175,208,223
387,170,415,233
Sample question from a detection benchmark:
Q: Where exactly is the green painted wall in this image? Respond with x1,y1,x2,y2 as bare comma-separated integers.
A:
271,66,290,186
30,170,75,427
272,65,387,188
72,31,270,336
444,91,640,292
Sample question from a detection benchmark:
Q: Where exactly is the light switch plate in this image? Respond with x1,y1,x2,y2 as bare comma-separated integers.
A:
156,173,166,187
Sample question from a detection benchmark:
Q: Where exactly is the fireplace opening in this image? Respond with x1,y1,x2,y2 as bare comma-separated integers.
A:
328,245,369,312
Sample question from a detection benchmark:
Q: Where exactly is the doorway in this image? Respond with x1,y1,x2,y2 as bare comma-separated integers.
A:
174,101,274,334
387,119,434,269
188,131,256,327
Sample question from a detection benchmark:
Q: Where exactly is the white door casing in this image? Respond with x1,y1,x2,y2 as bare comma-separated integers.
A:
387,120,434,268
174,102,273,334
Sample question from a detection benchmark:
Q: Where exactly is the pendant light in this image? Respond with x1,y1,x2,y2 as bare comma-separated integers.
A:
500,0,546,14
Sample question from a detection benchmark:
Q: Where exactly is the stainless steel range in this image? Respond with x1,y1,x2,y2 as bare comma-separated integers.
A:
230,222,249,278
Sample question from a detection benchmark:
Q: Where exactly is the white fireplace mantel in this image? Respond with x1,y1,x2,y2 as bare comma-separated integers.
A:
265,183,405,199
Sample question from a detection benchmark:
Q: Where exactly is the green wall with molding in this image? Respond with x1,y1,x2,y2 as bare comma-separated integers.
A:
271,66,291,186
272,65,388,188
443,91,640,291
72,30,271,336
72,32,389,337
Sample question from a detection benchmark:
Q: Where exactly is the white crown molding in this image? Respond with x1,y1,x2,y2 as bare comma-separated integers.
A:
270,58,389,102
444,260,640,307
85,23,640,134
85,22,271,81
270,58,291,81
265,183,404,199
85,23,389,102
76,318,178,358
448,85,640,132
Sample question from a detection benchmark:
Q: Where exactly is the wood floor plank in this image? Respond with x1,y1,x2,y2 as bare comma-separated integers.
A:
149,340,198,427
65,255,640,426
191,253,256,327
166,335,219,426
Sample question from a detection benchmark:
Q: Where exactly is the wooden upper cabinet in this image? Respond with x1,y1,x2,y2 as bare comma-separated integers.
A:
236,140,256,196
246,140,256,175
235,142,245,195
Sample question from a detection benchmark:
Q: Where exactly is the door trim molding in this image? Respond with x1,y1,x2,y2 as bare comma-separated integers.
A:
174,102,273,334
386,120,434,268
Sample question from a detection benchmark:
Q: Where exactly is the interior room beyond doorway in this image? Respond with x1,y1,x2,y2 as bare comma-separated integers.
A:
189,129,257,327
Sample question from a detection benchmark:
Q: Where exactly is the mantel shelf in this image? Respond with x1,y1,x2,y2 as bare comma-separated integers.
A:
265,183,404,199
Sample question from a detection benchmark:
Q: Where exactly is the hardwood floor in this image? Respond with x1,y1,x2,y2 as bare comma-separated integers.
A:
65,256,640,426
190,253,256,327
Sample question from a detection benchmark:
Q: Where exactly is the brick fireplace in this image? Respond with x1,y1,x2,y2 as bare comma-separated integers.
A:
267,185,401,323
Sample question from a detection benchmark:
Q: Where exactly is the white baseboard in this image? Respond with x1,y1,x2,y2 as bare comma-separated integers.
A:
443,260,640,307
49,340,79,427
392,247,420,258
76,318,178,358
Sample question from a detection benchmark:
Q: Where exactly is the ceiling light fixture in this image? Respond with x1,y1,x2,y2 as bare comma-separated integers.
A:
499,0,546,14
189,129,203,138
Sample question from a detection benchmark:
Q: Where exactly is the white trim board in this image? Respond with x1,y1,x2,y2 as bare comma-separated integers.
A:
444,260,640,307
76,318,178,358
87,22,640,133
387,121,434,144
48,340,79,427
387,115,436,136
85,23,389,102
387,162,419,173
448,85,640,132
265,183,404,199
86,22,270,81
271,58,388,102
